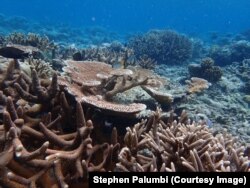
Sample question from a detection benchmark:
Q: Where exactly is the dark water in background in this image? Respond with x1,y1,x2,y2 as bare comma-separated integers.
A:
0,0,250,36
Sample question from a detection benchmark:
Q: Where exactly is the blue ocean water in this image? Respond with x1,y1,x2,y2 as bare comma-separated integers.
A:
0,0,250,35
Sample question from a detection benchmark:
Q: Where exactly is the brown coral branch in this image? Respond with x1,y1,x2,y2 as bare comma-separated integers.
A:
53,160,68,188
7,166,50,188
14,68,58,103
39,122,73,148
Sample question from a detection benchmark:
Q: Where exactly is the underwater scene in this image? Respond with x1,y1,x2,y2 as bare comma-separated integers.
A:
0,0,250,187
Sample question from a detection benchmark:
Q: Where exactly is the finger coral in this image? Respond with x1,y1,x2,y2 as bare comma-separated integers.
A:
0,96,120,187
116,108,250,172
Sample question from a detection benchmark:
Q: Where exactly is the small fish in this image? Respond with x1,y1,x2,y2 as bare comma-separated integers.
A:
0,44,41,59
206,118,213,128
0,46,29,59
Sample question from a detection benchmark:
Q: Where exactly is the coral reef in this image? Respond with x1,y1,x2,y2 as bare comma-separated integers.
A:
225,59,250,94
188,57,223,82
5,32,56,53
0,54,249,188
21,58,53,79
0,13,250,187
128,29,193,64
244,81,250,94
209,40,250,66
71,45,156,70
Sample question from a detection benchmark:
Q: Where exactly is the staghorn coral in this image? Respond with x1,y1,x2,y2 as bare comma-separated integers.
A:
0,59,22,98
1,47,248,188
21,57,53,79
137,55,157,70
188,57,223,82
0,58,56,117
128,29,193,64
0,95,120,188
5,32,56,52
72,45,156,70
14,67,58,104
116,108,250,172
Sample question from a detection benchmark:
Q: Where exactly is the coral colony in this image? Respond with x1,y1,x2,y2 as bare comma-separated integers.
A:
0,21,250,187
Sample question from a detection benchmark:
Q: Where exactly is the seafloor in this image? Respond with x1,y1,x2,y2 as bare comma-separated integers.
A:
0,15,249,187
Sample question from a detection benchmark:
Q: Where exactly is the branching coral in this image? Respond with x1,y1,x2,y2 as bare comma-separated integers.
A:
0,59,22,98
72,45,157,70
21,57,53,79
0,44,248,188
104,68,149,99
0,95,120,187
5,32,56,52
72,47,133,68
137,55,157,70
116,108,250,172
128,29,193,64
14,67,58,103
189,57,223,82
